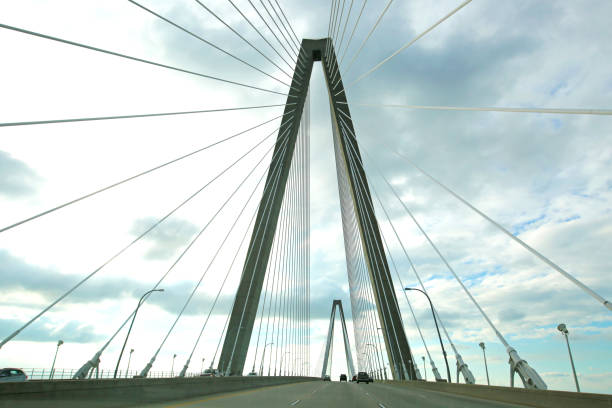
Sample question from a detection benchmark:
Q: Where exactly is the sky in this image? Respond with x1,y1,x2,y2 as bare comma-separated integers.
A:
1,0,611,394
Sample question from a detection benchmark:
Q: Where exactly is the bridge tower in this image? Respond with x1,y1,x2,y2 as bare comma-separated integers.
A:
218,38,417,380
320,300,356,379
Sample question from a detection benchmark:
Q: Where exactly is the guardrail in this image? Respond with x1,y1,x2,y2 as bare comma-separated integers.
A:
20,368,204,380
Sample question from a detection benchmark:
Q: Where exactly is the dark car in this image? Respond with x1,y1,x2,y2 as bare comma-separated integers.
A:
356,371,372,384
323,375,331,381
351,375,357,382
0,368,27,382
339,374,347,382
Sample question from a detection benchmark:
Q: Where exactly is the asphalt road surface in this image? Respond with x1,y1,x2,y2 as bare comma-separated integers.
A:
142,380,531,408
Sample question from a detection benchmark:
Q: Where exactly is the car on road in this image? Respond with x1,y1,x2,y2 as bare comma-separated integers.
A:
0,368,27,382
323,375,331,381
356,371,372,384
339,374,347,382
247,371,258,376
351,375,357,382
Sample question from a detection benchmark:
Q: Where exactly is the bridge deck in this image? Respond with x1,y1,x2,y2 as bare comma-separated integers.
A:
1,377,610,407
141,381,589,408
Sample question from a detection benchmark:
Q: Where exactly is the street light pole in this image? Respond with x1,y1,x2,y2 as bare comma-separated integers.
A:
361,352,368,376
126,349,134,378
405,287,451,383
200,358,206,375
280,352,290,376
49,340,64,379
363,351,374,379
114,288,164,378
557,324,580,392
171,354,177,377
259,343,273,376
376,327,388,379
479,342,490,385
422,356,427,381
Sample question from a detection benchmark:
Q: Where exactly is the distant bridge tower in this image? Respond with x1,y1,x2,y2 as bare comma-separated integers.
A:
218,38,417,380
321,300,355,379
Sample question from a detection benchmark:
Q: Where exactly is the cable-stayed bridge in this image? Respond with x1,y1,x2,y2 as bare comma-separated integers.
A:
1,1,611,407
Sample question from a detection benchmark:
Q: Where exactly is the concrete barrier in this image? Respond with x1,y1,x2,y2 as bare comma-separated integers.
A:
381,380,612,408
0,376,318,408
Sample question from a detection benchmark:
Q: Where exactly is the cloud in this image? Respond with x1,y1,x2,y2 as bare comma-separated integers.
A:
0,151,40,198
0,317,103,343
129,216,199,260
0,249,233,318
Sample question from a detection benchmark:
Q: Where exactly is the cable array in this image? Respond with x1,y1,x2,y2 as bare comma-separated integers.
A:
1,0,311,375
244,89,311,376
0,23,286,96
331,106,390,379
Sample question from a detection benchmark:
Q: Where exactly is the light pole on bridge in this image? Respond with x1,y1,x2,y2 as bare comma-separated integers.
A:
171,354,177,377
376,328,388,379
280,352,290,376
363,351,374,379
479,342,490,385
405,287,451,383
126,349,134,378
200,358,205,375
49,339,64,380
557,324,580,392
422,356,427,381
114,288,164,379
259,343,273,376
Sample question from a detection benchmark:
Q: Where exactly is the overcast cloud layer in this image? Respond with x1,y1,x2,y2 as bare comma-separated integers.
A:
0,0,610,393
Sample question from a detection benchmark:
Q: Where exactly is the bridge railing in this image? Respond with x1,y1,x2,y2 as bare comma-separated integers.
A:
21,368,203,380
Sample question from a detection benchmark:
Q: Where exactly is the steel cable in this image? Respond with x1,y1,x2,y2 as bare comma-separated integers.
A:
0,119,289,350
0,23,286,96
0,112,292,235
129,0,293,89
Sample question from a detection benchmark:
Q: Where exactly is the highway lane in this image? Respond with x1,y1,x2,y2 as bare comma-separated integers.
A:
142,380,532,408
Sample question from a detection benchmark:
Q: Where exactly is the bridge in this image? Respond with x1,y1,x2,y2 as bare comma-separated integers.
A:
1,0,611,407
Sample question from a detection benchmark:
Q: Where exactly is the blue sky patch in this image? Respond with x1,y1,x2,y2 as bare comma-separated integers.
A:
559,215,580,223
512,214,547,235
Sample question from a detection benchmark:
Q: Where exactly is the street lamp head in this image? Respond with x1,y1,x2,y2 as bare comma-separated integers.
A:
173,354,177,358
479,342,485,349
156,289,165,292
57,340,64,347
404,287,413,291
130,349,134,353
557,323,568,334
